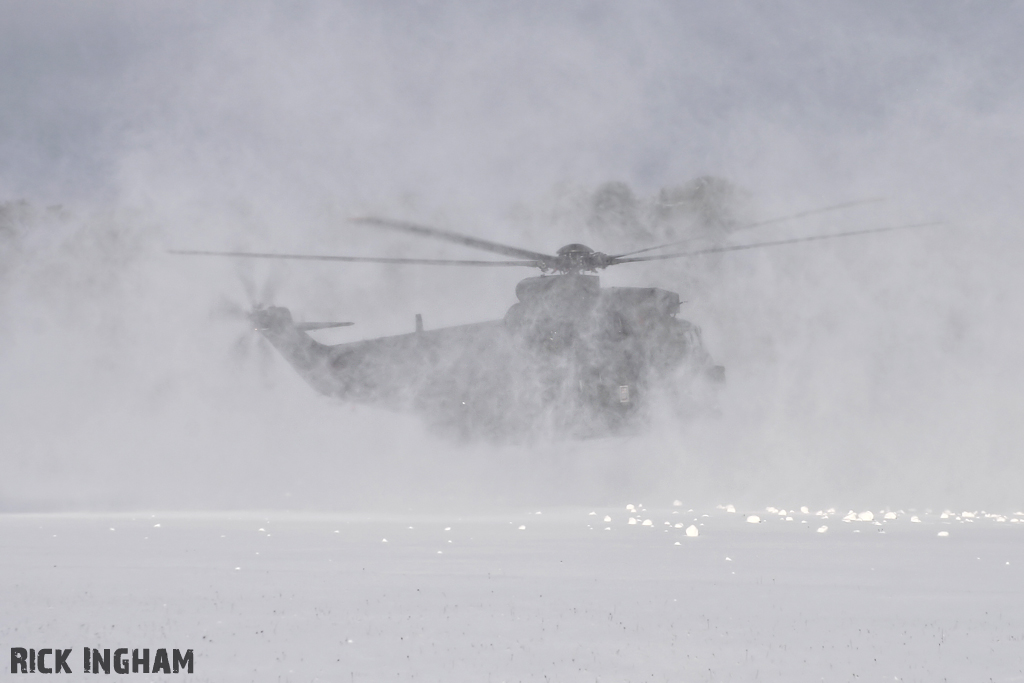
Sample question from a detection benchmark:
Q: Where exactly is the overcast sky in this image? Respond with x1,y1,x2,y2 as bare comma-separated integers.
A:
2,1,1021,211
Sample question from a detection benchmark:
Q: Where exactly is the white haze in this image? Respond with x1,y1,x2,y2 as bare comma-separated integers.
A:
0,1,1021,513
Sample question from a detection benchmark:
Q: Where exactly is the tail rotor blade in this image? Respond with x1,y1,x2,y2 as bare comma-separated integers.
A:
230,332,253,362
236,265,258,307
211,297,250,322
257,337,275,377
259,269,282,306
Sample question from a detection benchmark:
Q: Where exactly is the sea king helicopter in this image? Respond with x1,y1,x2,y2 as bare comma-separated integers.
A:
172,203,934,440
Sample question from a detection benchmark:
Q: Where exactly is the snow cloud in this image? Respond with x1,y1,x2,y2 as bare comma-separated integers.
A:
1,0,1022,511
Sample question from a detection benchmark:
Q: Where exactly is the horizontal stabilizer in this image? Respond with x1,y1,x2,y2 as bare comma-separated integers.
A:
295,322,354,331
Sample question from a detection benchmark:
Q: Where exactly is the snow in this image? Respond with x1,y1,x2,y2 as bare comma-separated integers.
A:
3,508,1022,681
3,2,1024,676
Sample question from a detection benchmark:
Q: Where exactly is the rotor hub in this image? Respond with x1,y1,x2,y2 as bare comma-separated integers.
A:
554,244,613,274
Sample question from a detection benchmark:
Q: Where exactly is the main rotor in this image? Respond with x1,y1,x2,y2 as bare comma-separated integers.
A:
552,244,614,274
169,203,940,275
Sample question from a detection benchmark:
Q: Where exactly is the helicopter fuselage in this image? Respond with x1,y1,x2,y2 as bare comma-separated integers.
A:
254,274,722,439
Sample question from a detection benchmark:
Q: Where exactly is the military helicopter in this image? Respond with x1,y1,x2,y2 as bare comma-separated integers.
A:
171,207,935,440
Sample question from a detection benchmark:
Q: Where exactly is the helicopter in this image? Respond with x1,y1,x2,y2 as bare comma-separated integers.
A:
171,206,936,440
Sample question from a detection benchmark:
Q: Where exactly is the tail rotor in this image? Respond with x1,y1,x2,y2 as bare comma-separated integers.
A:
208,266,284,377
209,266,353,377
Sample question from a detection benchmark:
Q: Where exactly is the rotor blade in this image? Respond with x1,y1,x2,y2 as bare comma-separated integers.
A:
230,332,253,362
295,322,355,331
614,197,887,258
260,270,282,306
736,197,886,232
237,266,258,306
210,297,249,321
612,221,942,264
350,216,559,265
169,249,542,267
611,234,703,258
257,337,275,377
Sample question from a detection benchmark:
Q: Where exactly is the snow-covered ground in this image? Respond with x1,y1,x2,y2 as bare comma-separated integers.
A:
3,505,1022,681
